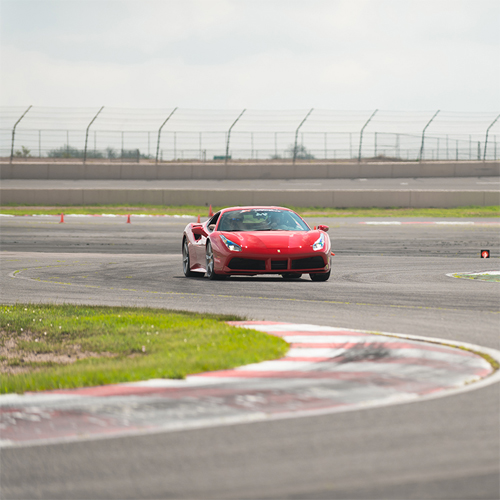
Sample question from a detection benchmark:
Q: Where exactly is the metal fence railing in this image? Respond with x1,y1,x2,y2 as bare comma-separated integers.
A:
1,107,498,163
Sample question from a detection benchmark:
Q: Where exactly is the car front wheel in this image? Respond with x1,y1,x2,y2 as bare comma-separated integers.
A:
205,240,226,280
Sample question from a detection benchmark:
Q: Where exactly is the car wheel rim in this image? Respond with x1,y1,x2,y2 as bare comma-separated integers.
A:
206,243,214,275
183,241,189,274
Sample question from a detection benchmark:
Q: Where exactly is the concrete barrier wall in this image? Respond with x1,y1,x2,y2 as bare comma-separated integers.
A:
2,188,498,208
2,161,499,180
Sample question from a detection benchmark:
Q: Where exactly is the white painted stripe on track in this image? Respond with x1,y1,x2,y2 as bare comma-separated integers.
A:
235,323,360,333
234,360,316,371
286,348,348,357
364,221,402,225
360,221,499,225
282,335,379,343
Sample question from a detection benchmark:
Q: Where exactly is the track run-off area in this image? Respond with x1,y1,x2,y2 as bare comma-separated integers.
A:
1,215,499,499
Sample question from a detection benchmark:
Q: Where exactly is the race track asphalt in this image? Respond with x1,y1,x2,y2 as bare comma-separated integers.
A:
1,216,499,499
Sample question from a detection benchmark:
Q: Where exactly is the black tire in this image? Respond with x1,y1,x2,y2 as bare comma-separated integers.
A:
310,270,331,282
281,273,302,279
182,238,198,277
205,240,226,280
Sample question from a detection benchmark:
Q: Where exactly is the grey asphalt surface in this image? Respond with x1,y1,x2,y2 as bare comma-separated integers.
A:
1,217,499,499
2,176,499,190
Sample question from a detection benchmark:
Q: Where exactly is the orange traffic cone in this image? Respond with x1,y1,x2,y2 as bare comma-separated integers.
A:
197,215,201,223
208,205,213,216
126,214,131,223
60,213,64,223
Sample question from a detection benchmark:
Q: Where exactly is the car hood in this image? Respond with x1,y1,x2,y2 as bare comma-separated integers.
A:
220,231,324,250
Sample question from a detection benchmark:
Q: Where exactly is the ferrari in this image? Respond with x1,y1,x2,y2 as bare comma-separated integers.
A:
182,206,332,281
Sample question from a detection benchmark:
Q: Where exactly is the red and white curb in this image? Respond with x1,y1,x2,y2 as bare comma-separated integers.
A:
1,322,499,449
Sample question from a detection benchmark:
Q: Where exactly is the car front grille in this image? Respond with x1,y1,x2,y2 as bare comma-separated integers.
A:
271,260,288,270
228,258,266,270
291,256,325,270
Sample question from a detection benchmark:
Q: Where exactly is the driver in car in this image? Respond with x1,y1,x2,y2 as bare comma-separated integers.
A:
269,211,297,230
269,212,282,229
226,216,244,231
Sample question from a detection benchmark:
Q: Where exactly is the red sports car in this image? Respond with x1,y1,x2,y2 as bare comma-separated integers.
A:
182,206,332,281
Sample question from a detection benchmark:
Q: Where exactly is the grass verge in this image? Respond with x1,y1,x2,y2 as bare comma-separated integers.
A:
1,204,499,218
0,304,288,394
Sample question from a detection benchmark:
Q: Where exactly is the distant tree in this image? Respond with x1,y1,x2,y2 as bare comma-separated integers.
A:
47,145,149,160
47,145,103,159
106,147,118,159
286,144,315,160
14,146,31,157
121,148,147,160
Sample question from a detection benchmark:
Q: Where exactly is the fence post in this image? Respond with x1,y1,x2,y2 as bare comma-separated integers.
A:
418,110,440,161
293,108,314,164
225,109,246,164
156,108,178,164
358,109,378,162
483,113,500,160
10,105,32,163
83,106,104,163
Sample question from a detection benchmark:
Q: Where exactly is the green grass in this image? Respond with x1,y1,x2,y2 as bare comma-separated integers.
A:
0,304,288,394
1,204,499,218
294,206,499,218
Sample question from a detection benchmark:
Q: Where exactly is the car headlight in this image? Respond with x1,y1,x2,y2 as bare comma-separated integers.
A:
312,233,325,251
220,234,242,252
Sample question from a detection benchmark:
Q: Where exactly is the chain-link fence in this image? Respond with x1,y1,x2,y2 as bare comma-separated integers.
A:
1,107,498,162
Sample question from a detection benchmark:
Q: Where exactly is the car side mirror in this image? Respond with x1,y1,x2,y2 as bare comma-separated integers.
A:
192,225,208,237
318,225,329,232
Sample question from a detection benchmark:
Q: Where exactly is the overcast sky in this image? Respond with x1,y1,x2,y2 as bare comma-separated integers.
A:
1,0,498,111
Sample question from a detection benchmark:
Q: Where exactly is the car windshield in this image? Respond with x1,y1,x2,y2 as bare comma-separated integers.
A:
218,209,309,232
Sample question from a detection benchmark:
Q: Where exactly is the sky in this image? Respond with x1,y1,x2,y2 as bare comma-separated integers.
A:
0,0,499,111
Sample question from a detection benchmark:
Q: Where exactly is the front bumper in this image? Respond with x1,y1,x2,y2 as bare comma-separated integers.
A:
219,253,330,275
